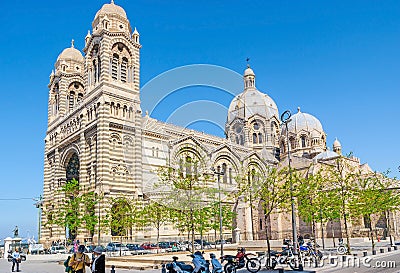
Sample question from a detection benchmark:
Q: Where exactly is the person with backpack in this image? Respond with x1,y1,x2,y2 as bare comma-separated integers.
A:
68,245,90,273
64,256,72,273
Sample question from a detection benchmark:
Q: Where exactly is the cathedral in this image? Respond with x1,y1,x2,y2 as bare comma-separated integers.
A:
41,1,399,245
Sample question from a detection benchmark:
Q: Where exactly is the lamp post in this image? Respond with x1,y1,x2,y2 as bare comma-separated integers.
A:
212,166,224,257
95,178,103,246
33,195,43,243
281,110,302,270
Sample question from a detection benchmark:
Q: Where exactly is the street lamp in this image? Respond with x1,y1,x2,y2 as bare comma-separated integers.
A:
33,195,43,243
212,166,224,257
281,110,302,270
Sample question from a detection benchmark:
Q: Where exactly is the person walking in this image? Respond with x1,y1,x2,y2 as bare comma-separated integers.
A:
69,245,90,273
11,248,21,272
91,246,105,273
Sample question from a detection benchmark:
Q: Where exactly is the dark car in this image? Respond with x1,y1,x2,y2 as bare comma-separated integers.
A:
194,239,212,249
126,244,146,254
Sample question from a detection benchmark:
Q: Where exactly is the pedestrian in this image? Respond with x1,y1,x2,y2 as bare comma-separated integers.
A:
69,245,90,273
91,246,105,273
11,248,21,272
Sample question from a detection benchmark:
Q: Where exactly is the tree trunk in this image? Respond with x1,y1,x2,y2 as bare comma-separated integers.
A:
368,216,375,252
156,226,160,254
343,212,351,254
386,210,393,246
265,213,272,268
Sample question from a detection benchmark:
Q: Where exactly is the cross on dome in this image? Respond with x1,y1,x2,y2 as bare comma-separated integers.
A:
71,39,75,48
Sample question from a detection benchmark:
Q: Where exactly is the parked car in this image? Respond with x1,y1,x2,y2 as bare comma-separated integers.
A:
29,244,45,254
126,244,147,254
140,243,159,250
106,242,129,252
194,239,212,249
50,245,68,254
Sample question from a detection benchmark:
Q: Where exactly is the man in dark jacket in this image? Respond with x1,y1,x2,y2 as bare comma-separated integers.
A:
91,246,105,273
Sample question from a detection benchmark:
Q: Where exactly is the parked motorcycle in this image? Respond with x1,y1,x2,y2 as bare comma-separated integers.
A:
165,252,209,273
221,248,255,273
209,253,223,273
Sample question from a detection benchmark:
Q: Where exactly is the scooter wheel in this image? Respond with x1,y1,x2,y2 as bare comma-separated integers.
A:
224,263,236,273
246,258,261,273
337,246,347,255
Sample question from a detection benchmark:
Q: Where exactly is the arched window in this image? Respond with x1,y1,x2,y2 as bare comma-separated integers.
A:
97,56,101,82
240,135,244,145
185,156,192,176
235,136,239,144
289,137,296,150
121,57,128,82
222,163,227,183
301,136,306,148
93,60,97,83
69,91,75,110
77,93,83,103
66,153,79,181
112,54,119,80
258,133,263,143
253,133,257,144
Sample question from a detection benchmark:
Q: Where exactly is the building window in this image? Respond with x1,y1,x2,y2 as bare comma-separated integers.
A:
121,57,128,82
301,136,306,148
112,54,119,80
69,91,75,110
222,163,227,183
253,133,257,144
258,133,263,144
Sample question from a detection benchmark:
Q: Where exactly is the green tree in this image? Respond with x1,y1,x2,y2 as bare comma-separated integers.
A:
350,171,400,251
141,200,171,253
245,167,290,267
296,165,341,248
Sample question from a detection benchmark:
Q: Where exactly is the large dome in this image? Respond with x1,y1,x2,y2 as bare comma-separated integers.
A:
227,66,279,123
94,1,127,21
282,107,323,135
56,42,84,63
227,90,279,122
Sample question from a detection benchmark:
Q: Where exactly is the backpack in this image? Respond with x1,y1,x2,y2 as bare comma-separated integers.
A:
64,256,72,273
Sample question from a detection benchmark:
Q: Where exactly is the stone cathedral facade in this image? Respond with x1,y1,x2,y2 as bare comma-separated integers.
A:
41,1,399,245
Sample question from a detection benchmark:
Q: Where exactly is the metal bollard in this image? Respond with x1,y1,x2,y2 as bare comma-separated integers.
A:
353,253,357,257
380,248,384,253
330,257,335,264
342,256,346,262
394,246,398,251
278,268,284,273
372,250,376,255
111,265,116,273
363,251,367,257
388,247,392,252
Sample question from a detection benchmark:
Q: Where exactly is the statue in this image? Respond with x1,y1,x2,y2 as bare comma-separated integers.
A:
13,226,18,238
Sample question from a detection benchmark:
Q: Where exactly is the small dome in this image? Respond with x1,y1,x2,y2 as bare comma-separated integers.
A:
56,40,84,63
333,138,341,149
244,66,255,77
282,107,324,135
94,1,127,20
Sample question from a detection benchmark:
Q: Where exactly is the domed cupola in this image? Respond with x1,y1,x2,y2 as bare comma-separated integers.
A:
55,40,84,74
92,0,132,34
226,65,280,159
333,138,342,155
280,107,326,159
227,65,279,124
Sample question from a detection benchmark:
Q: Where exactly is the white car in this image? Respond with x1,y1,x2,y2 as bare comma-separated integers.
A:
50,245,68,254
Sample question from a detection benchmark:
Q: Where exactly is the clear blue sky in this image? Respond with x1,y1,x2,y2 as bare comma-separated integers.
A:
0,0,399,241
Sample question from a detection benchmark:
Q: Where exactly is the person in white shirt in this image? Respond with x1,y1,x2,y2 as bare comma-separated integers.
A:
11,248,21,272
